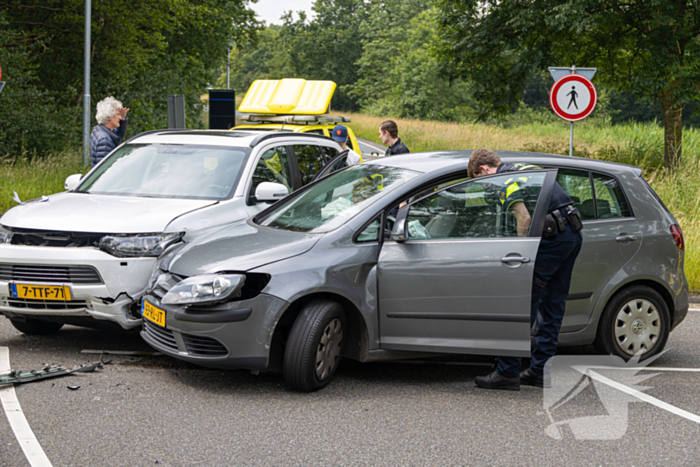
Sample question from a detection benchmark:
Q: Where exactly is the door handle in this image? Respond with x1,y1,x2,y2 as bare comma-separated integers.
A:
615,235,637,242
501,256,531,263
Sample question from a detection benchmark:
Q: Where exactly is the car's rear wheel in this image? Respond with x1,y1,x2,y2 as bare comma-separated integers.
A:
594,285,670,360
283,299,346,392
10,318,64,335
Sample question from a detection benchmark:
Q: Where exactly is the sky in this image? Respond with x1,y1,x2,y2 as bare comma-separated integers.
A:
250,0,316,25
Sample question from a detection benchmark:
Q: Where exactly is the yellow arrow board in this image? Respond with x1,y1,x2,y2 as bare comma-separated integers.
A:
239,79,337,115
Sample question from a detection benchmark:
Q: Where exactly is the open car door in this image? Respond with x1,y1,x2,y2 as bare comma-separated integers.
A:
377,170,557,356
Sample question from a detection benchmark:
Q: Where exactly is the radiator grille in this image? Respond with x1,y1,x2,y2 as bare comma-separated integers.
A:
6,298,89,310
0,264,102,284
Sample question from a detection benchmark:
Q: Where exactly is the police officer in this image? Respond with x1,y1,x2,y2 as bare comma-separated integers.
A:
467,149,583,390
379,120,410,156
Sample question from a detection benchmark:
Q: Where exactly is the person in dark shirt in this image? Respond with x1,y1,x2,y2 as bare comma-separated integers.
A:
90,96,129,166
467,149,583,391
379,120,409,156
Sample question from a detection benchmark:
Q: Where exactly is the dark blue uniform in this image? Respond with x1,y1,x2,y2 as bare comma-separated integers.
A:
495,163,583,378
385,138,410,157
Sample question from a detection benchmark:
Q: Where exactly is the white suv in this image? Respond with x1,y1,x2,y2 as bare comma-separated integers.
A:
0,130,349,334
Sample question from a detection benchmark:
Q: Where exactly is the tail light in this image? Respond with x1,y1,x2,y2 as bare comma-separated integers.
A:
670,224,684,250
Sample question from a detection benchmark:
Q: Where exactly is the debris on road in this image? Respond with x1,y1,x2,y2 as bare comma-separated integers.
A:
0,362,101,386
67,385,81,390
81,349,162,356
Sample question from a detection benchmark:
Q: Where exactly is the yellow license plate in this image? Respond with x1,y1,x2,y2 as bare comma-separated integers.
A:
142,301,166,327
10,283,72,301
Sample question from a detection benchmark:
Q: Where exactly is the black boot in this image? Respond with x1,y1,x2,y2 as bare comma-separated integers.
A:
520,368,546,388
475,370,520,391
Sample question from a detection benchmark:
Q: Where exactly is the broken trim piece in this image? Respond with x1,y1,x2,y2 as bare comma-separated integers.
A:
0,362,101,386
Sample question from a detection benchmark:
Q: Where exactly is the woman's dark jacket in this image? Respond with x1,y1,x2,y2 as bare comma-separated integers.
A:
90,119,127,166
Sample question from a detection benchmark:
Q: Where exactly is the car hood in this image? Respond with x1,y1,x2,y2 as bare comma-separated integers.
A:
0,192,217,233
167,221,321,276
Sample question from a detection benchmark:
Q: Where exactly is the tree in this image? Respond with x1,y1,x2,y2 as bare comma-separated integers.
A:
278,0,370,111
1,0,259,153
435,0,700,168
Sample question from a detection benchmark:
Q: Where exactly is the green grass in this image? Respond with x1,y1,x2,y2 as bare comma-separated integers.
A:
0,150,85,214
1,116,698,291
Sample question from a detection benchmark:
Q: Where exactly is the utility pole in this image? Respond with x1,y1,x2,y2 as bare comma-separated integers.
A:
226,46,230,89
82,0,91,166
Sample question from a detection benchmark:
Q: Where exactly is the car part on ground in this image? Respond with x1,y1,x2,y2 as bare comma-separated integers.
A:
0,362,101,386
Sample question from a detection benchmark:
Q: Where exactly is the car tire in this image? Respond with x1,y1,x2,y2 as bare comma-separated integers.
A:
10,318,64,335
594,285,670,360
283,299,346,392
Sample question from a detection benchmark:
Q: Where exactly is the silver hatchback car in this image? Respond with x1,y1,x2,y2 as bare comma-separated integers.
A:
140,151,689,391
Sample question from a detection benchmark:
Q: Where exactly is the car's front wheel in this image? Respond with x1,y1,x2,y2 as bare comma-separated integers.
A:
594,285,670,360
10,318,64,335
283,299,346,392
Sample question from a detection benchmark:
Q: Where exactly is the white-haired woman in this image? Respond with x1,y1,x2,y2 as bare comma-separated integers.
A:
90,97,130,166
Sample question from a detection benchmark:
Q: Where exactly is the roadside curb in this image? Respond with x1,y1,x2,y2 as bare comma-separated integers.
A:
690,296,700,304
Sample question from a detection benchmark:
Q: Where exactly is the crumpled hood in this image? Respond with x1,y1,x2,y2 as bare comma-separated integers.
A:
167,220,321,276
0,192,216,233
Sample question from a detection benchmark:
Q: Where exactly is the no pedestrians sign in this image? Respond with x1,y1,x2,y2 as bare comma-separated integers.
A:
549,74,597,122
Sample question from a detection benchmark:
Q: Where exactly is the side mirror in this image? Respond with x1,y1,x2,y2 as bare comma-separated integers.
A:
390,217,407,242
254,182,289,203
64,174,83,191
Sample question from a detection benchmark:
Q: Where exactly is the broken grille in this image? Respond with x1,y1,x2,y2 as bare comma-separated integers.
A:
182,334,228,357
6,298,89,310
0,264,103,284
8,228,105,248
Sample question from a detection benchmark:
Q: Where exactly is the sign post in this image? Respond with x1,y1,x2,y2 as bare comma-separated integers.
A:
549,66,597,156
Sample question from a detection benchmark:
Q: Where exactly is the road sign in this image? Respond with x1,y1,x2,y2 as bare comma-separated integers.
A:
550,74,597,122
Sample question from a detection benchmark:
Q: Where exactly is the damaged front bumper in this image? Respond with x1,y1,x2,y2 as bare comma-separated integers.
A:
0,245,157,329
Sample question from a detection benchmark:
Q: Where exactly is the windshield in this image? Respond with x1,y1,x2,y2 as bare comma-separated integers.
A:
77,144,250,200
257,165,419,233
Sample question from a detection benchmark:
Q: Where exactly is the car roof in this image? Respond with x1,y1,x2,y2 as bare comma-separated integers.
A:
125,129,336,148
363,150,642,176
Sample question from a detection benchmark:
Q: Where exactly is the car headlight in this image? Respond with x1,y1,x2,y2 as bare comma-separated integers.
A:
0,225,12,244
99,232,184,257
161,274,246,305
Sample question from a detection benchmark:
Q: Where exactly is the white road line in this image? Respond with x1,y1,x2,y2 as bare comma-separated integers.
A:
357,138,386,153
0,347,53,467
581,367,700,425
584,366,700,372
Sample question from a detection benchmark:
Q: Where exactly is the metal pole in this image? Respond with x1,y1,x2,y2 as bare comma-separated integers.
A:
82,0,91,167
226,47,230,89
569,121,574,156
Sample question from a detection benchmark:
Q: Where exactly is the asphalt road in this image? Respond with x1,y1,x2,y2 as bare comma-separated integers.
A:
357,138,386,157
1,307,699,466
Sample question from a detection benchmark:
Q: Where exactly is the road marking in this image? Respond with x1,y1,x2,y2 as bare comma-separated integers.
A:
357,138,386,153
0,347,53,467
581,368,700,425
584,366,700,372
